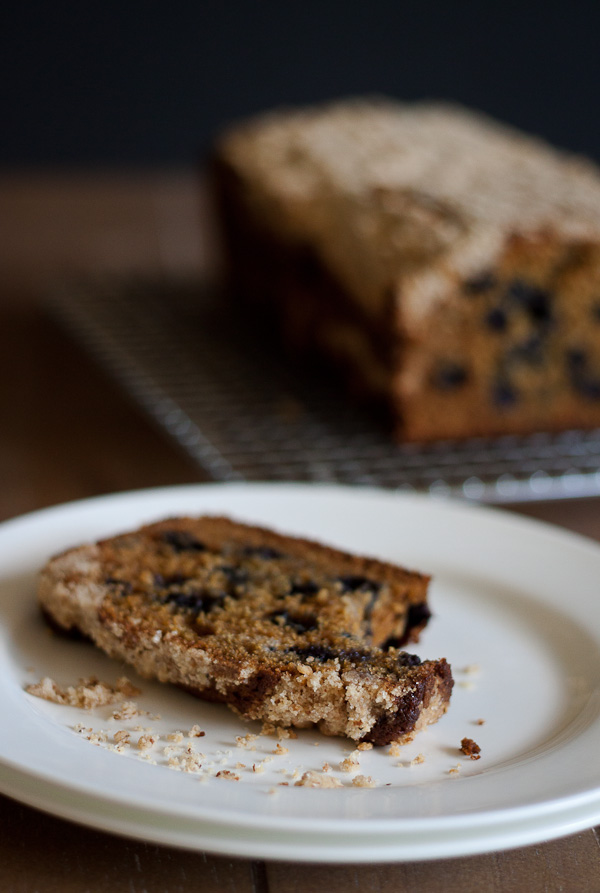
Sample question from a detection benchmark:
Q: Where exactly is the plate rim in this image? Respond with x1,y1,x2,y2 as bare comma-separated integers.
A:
1,757,599,863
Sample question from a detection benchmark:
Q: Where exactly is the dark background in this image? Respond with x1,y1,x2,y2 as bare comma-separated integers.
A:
2,2,600,167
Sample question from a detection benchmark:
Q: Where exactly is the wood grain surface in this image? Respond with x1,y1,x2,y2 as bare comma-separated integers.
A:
1,170,598,892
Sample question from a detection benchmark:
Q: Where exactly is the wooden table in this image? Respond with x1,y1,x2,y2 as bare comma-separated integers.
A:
1,170,599,892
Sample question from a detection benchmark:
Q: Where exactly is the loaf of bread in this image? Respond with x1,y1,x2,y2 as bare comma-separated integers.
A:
211,97,600,441
38,515,452,745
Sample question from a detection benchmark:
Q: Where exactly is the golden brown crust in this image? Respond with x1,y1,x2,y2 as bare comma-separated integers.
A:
38,515,452,744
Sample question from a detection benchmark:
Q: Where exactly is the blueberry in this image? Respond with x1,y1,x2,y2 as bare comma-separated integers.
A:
506,279,552,324
217,565,249,586
432,362,469,391
165,590,225,613
505,279,535,304
567,350,600,400
289,644,338,663
161,530,206,552
380,604,431,650
289,580,320,596
406,602,432,629
485,307,508,331
397,651,423,667
381,636,402,651
566,347,587,371
269,610,317,634
492,381,519,407
574,378,600,400
464,271,497,295
379,641,422,667
528,294,552,324
104,577,132,595
336,575,382,594
509,334,544,365
241,546,283,560
288,644,372,665
337,648,370,665
162,573,190,586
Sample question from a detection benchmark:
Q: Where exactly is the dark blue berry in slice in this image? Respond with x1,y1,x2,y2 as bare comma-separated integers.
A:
508,334,544,366
506,279,553,324
289,644,338,663
464,271,497,294
432,363,469,390
217,565,249,586
289,645,371,666
492,381,519,407
163,573,190,586
336,575,382,594
289,580,320,596
575,378,600,399
337,648,371,665
268,610,318,634
406,602,432,630
104,577,132,595
165,590,225,613
161,530,206,552
396,651,423,667
565,348,600,400
566,347,587,371
485,307,508,331
381,638,422,665
241,545,284,560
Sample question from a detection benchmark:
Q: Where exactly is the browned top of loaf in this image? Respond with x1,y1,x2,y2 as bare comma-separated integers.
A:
49,515,429,650
95,514,427,586
135,515,426,582
215,97,600,317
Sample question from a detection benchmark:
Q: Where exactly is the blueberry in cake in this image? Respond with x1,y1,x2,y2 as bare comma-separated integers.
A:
38,516,452,744
211,97,600,440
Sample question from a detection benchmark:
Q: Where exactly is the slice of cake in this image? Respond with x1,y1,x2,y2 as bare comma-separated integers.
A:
211,97,600,441
38,516,452,744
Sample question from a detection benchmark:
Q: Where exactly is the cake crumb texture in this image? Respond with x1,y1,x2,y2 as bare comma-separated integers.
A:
26,675,140,709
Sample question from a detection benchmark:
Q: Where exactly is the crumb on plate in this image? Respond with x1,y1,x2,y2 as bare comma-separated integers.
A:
460,737,481,760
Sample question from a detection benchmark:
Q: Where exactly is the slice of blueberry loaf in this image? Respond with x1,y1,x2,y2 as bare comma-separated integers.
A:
212,97,600,440
38,516,452,744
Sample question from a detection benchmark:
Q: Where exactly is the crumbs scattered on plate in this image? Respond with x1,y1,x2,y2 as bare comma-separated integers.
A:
460,737,482,760
24,672,483,788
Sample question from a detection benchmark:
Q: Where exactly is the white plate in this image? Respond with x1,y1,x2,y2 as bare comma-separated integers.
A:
1,482,600,862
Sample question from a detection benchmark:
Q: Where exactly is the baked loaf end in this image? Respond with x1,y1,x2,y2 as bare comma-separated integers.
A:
38,515,452,745
212,97,600,440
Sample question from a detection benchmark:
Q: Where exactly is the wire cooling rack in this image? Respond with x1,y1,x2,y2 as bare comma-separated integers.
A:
48,277,600,503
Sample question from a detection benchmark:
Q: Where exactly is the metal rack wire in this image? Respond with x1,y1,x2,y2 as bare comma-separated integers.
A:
49,277,600,503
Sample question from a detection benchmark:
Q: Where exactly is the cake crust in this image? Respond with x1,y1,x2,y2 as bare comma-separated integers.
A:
38,515,452,744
